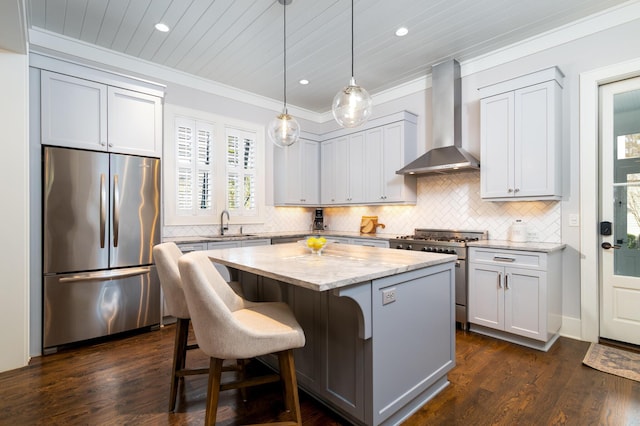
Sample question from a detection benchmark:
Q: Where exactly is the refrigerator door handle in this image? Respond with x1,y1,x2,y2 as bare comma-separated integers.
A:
113,174,120,247
100,173,106,248
58,267,152,283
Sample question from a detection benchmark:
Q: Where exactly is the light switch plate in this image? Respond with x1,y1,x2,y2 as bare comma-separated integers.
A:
569,214,580,227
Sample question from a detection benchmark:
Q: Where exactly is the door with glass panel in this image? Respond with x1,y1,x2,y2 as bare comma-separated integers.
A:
599,76,640,345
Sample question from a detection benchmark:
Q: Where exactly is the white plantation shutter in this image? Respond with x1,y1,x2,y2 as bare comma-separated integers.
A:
226,128,257,216
175,116,215,215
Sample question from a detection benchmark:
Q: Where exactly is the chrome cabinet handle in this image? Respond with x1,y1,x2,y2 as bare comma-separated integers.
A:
505,273,510,290
493,256,516,262
497,272,502,288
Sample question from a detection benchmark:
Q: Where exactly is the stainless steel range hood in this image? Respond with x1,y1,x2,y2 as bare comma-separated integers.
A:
396,59,479,175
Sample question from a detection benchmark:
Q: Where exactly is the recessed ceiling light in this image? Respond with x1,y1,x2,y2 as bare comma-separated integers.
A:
155,23,170,32
299,79,309,85
395,27,409,37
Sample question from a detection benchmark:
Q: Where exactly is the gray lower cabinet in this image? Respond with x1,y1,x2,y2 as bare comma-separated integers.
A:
468,246,562,351
242,262,455,425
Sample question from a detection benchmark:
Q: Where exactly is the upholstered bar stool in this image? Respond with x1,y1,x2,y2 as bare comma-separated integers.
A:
178,251,306,426
153,242,245,412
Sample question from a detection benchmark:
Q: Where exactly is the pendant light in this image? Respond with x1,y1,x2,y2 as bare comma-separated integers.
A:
268,0,300,148
332,0,372,128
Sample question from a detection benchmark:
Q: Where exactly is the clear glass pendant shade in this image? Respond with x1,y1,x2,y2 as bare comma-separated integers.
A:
332,77,373,128
268,111,300,147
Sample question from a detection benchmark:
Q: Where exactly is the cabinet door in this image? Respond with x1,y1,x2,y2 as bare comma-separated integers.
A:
348,133,365,203
334,136,350,203
504,267,546,340
468,263,504,330
41,70,107,151
107,87,162,157
480,92,514,198
514,81,560,198
321,140,337,204
382,122,406,202
274,140,319,205
364,127,384,202
300,140,320,205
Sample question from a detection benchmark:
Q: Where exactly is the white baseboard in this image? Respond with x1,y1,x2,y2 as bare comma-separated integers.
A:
559,315,583,341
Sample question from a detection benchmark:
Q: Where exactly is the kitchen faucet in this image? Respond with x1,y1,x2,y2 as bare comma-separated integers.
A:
220,210,230,235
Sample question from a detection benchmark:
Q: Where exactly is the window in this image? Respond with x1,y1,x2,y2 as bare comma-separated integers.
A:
163,105,265,226
175,117,214,216
226,128,257,216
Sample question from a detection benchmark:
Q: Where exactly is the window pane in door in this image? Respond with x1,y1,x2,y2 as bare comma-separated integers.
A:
612,88,640,277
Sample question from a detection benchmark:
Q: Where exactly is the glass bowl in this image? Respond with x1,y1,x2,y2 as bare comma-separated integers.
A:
299,237,331,255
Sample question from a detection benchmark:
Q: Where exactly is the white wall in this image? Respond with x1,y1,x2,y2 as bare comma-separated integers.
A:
0,49,30,372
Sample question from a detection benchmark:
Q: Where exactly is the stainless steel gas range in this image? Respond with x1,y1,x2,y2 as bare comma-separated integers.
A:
390,229,488,329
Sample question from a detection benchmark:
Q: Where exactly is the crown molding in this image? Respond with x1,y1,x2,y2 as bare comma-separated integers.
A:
28,27,321,122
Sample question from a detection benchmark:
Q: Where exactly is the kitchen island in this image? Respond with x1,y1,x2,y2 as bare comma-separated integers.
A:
205,243,456,426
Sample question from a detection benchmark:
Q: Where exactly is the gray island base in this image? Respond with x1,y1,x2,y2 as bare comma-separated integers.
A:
205,243,456,426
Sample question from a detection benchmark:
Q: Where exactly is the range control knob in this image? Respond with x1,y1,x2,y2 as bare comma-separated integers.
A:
395,244,403,250
405,245,413,250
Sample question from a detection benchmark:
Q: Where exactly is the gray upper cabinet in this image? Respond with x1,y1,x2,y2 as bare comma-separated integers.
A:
479,67,563,201
39,60,163,158
274,138,320,206
319,111,418,206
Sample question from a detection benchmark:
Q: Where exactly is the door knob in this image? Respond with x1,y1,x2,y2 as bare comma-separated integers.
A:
601,242,621,250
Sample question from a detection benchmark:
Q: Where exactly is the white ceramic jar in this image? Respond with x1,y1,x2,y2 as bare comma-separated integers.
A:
509,220,528,242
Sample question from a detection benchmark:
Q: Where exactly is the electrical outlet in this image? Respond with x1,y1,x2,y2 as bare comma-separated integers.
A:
382,288,397,305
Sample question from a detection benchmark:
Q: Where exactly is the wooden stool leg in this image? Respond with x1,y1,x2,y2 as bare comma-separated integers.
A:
278,350,301,425
169,318,190,412
205,358,224,426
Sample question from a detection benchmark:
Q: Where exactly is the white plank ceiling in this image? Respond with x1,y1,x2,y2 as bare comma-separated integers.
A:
27,0,633,113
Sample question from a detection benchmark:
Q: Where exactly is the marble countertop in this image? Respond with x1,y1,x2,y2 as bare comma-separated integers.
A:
164,230,399,244
467,240,566,253
204,242,455,292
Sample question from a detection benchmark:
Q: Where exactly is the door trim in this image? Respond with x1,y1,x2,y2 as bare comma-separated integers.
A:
579,57,640,342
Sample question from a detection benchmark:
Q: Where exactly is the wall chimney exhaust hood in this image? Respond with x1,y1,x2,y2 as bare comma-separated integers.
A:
396,59,479,175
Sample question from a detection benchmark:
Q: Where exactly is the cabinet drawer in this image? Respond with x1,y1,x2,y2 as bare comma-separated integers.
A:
469,248,546,269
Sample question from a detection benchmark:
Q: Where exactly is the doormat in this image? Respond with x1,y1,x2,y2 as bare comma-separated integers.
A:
582,342,640,382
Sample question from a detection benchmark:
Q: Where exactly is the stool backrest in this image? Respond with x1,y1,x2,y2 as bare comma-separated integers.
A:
153,242,190,319
178,251,255,359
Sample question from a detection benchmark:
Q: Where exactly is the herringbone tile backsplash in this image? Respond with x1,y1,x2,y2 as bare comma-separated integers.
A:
164,173,561,243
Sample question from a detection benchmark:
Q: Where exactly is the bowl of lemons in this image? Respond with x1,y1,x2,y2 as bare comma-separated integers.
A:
301,236,330,255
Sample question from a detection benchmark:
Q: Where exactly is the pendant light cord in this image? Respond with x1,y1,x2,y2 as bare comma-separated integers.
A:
351,0,354,79
283,1,288,112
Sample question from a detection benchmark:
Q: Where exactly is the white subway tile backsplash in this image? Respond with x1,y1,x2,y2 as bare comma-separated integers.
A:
163,173,561,243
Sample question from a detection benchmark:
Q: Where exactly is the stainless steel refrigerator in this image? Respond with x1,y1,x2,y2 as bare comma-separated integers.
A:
43,146,161,352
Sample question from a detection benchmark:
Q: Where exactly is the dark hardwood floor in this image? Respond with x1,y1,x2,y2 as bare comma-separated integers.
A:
1,326,638,425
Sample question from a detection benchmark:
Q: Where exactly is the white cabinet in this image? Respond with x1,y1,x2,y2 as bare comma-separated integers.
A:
274,138,320,206
41,70,162,157
363,122,417,204
468,246,562,351
321,112,417,205
479,67,563,201
321,134,364,205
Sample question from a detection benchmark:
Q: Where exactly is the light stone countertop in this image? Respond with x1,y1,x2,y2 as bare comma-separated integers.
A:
164,230,398,244
204,242,456,292
467,240,566,253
